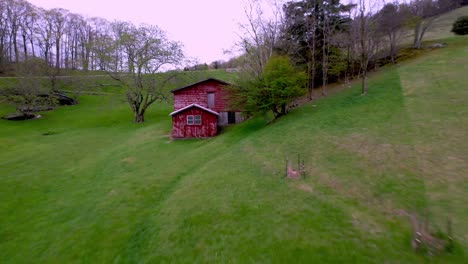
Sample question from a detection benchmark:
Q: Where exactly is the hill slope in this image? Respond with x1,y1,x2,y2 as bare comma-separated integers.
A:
0,36,467,262
398,5,468,48
423,5,468,41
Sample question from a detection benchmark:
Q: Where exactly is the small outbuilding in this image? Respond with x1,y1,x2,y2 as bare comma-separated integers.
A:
169,78,243,138
169,104,219,138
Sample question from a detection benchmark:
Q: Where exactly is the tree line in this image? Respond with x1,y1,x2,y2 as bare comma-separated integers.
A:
0,0,184,74
233,0,461,119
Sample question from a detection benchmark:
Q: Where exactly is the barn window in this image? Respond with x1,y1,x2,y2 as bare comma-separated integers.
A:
194,115,201,125
207,93,215,108
187,115,201,125
187,115,194,125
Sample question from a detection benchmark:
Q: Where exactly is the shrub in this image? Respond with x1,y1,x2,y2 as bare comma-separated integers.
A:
232,56,306,120
451,16,468,35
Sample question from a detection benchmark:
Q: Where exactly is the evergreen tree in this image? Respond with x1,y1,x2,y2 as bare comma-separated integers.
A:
282,0,354,97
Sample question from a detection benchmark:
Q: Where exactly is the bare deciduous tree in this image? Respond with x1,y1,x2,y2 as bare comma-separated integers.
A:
409,0,460,49
18,0,36,60
48,8,68,71
353,0,382,95
0,0,9,70
237,0,283,77
375,1,409,62
36,8,54,66
97,23,184,123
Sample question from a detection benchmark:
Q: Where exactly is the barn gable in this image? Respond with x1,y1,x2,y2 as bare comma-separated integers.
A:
169,104,219,117
171,78,233,113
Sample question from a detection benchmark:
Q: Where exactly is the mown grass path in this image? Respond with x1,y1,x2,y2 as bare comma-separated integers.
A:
399,37,468,248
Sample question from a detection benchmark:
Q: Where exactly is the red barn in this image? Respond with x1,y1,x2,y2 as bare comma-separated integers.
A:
169,78,243,138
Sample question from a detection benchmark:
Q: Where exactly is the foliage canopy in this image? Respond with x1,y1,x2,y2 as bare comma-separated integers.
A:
451,16,468,35
98,23,184,123
234,55,305,119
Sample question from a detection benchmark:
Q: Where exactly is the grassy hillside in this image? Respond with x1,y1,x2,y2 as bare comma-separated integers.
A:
401,6,468,45
423,6,468,41
1,36,467,262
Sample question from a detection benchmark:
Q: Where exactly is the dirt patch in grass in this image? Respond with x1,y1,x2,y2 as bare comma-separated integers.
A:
293,183,313,193
242,143,278,176
125,128,167,146
305,165,382,209
351,211,383,235
121,157,137,164
336,133,416,172
289,178,385,236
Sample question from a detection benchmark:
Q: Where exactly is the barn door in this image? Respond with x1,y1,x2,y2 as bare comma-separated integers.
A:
228,112,236,124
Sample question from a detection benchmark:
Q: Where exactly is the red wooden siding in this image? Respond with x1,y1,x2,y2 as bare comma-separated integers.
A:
173,79,232,112
171,107,218,138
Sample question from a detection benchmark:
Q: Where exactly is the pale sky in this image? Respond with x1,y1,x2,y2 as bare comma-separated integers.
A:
28,0,250,64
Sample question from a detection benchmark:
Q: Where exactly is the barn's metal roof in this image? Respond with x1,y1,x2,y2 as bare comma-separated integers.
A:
170,78,231,93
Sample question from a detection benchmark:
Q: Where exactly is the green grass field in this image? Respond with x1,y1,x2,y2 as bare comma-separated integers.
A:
1,35,466,262
1,5,467,261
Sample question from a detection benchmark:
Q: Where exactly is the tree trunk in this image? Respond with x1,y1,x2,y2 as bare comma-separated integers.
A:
322,55,328,96
0,35,4,67
55,38,60,70
345,45,351,84
389,33,396,63
308,20,317,100
29,37,35,58
134,112,145,123
272,104,287,119
50,74,57,91
413,22,423,49
362,69,368,95
63,38,69,70
322,41,328,96
359,8,368,96
22,34,28,60
44,46,49,65
322,10,328,97
414,38,422,49
13,32,19,63
307,62,314,100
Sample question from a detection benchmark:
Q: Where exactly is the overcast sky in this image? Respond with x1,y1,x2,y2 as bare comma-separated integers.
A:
27,0,251,64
